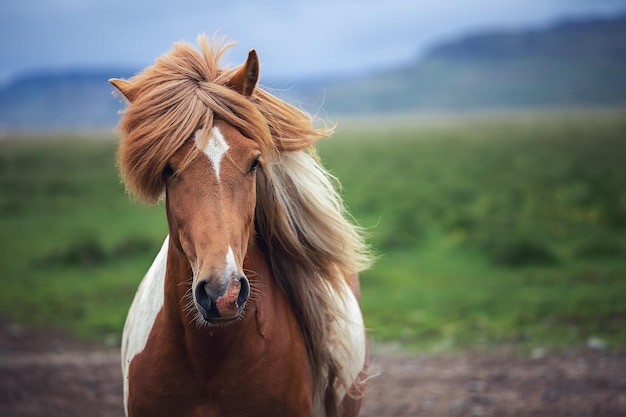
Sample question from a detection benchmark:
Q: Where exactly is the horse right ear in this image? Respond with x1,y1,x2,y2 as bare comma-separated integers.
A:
226,49,259,97
109,78,136,102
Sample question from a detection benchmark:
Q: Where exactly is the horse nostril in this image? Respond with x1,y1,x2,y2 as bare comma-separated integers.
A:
237,276,250,307
194,281,218,319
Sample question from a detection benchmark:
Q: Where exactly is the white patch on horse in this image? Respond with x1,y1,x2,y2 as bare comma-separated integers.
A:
194,126,230,181
328,280,367,402
225,246,238,277
121,237,168,415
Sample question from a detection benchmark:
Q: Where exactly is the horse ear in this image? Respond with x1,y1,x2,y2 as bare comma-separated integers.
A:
109,78,136,102
226,49,259,97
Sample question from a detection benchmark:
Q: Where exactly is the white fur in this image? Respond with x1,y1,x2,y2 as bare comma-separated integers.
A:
121,237,169,416
328,280,367,403
225,246,238,277
194,126,229,181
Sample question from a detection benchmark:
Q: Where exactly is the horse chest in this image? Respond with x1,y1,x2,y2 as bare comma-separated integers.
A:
123,250,313,416
125,331,313,417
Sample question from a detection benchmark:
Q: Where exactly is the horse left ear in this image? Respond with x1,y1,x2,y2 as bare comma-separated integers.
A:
226,49,259,97
109,78,136,103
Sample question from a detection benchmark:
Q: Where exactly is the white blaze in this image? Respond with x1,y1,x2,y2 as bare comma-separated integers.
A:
194,126,229,181
225,246,238,277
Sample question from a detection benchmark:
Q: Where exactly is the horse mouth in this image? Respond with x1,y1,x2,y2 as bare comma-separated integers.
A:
194,301,247,324
196,300,247,327
207,312,244,325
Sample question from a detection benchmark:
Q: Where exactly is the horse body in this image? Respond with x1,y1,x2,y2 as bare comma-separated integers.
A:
123,236,366,417
111,37,371,417
123,239,316,416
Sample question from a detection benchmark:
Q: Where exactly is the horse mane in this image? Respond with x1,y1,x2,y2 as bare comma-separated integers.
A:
114,36,372,416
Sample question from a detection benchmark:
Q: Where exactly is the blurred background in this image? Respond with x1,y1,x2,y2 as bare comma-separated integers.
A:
1,0,625,357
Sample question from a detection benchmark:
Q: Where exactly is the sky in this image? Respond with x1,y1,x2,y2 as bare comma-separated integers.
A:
1,0,626,83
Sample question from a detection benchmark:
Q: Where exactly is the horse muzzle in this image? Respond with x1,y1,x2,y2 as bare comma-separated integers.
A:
193,274,250,323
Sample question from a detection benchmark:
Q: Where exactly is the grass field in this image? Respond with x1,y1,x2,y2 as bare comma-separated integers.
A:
1,109,625,352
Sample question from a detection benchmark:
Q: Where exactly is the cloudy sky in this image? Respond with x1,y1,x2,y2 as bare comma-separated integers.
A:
1,0,625,83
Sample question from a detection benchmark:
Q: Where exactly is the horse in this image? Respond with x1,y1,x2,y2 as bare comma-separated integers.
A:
109,36,372,417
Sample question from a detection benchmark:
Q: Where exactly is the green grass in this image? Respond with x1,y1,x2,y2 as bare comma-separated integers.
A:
319,109,626,351
1,109,625,352
0,135,168,338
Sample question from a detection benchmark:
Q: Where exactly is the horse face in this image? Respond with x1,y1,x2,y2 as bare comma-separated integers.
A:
164,120,261,324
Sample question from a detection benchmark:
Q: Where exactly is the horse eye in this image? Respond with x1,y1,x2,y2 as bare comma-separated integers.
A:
249,157,260,173
163,163,175,179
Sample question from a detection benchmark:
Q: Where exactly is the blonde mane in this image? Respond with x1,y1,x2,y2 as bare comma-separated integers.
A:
114,36,372,416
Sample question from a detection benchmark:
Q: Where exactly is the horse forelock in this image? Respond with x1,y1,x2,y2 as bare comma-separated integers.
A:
115,36,274,204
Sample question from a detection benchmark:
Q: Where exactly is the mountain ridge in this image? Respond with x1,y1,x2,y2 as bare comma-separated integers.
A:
292,13,626,114
1,14,625,130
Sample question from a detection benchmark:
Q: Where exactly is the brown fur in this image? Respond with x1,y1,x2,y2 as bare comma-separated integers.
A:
113,36,372,416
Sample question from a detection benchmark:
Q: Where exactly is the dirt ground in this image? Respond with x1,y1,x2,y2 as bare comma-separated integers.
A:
1,322,625,417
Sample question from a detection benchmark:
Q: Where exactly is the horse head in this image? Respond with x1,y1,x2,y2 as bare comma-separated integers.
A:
111,50,262,324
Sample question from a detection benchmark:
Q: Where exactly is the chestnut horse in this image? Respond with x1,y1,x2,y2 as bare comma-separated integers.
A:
110,37,372,417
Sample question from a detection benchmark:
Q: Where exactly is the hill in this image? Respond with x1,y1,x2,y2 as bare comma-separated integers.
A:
0,69,136,131
1,14,625,130
299,14,626,114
